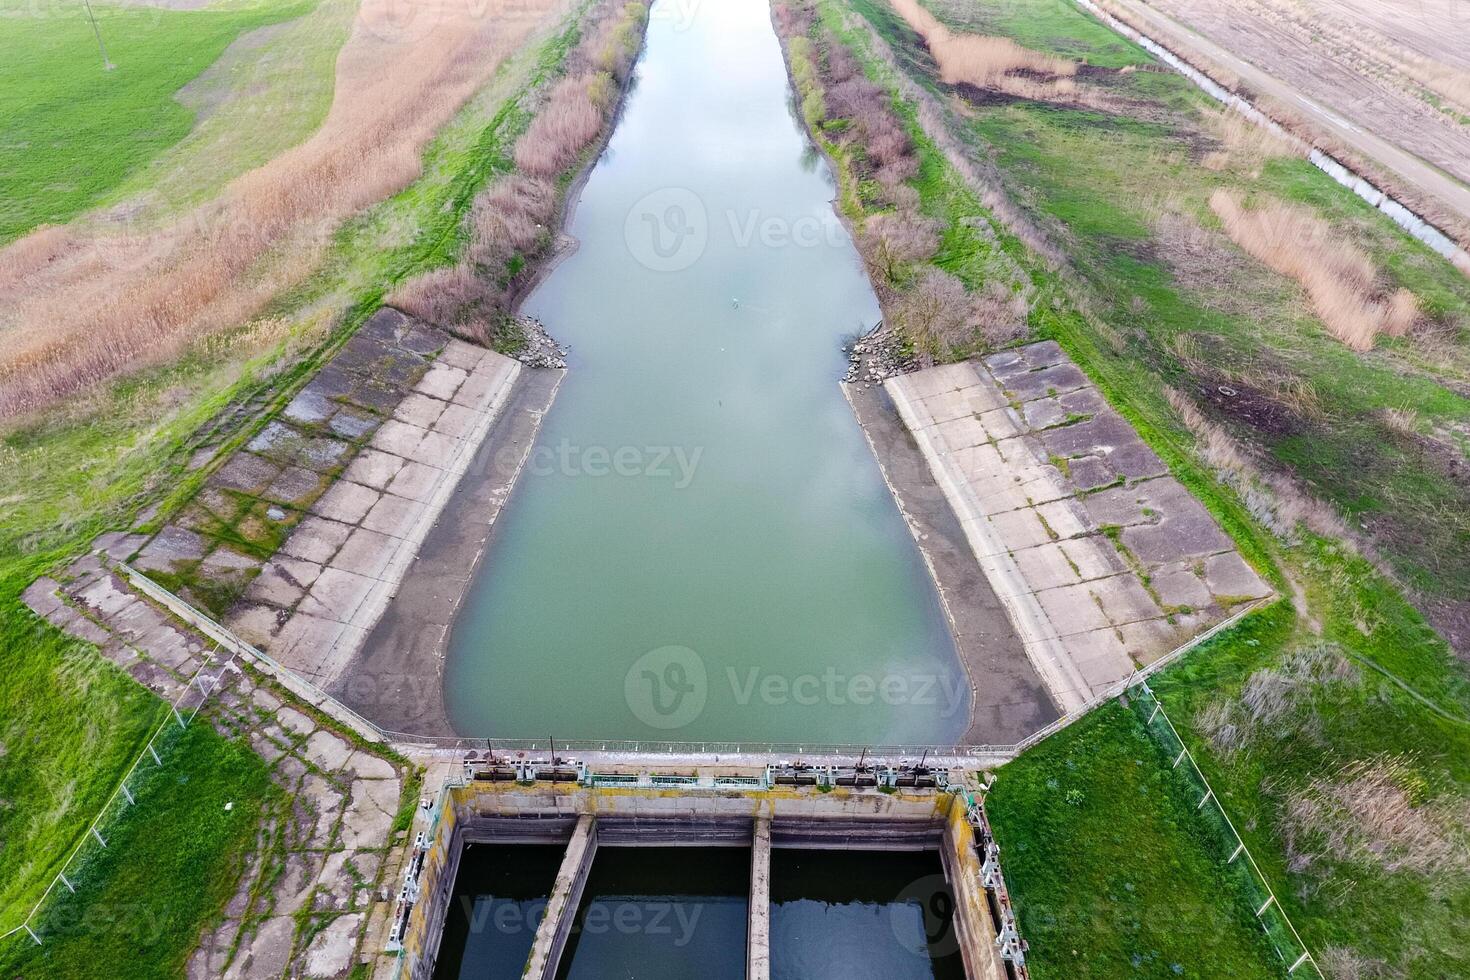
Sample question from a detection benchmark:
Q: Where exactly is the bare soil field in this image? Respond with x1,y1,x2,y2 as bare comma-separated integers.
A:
1138,0,1470,189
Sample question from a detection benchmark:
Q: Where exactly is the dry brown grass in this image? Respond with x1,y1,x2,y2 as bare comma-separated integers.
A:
887,0,1092,104
1318,946,1400,980
1198,642,1358,754
1199,105,1297,173
1165,386,1249,474
1165,384,1349,545
1282,755,1470,882
1209,189,1420,351
970,278,1031,346
1380,405,1421,440
0,0,568,422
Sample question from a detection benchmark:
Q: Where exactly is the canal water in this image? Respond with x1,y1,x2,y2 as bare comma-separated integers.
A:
442,0,966,744
770,850,965,980
554,847,749,980
433,844,563,980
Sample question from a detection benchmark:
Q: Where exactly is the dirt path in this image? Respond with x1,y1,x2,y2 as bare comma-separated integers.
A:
1102,0,1470,239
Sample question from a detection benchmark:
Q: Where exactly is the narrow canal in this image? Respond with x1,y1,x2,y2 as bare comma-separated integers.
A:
442,0,966,744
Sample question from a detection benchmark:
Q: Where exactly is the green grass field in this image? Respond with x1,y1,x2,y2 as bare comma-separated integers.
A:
105,0,356,223
817,0,1470,974
0,0,314,243
986,703,1283,979
0,723,277,977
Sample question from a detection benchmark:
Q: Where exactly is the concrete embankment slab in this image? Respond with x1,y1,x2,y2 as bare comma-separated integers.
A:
105,307,528,724
887,341,1271,713
215,316,526,712
845,382,1059,744
334,367,564,734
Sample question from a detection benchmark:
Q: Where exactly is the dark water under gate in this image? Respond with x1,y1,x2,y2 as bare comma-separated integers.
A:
434,843,967,979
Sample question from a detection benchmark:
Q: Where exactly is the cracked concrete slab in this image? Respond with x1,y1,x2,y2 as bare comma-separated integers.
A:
303,913,364,977
337,368,562,734
281,517,354,565
887,342,1272,712
233,333,524,698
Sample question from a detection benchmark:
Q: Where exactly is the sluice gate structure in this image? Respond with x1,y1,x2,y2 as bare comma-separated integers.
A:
389,760,1030,980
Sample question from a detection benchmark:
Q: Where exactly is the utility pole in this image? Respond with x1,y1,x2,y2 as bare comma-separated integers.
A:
82,0,115,71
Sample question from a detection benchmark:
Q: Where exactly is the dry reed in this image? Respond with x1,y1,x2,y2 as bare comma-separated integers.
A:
388,1,646,339
886,0,1087,104
1209,189,1419,351
1283,755,1470,880
0,0,567,421
1199,105,1296,172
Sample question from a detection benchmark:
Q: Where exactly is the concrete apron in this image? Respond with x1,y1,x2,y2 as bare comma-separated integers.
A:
399,781,1008,980
883,341,1272,717
334,367,566,735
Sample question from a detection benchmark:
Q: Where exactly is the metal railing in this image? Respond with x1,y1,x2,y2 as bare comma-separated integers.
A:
1127,679,1323,977
125,558,1277,765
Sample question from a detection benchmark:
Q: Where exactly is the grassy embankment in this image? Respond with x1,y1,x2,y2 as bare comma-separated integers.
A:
0,0,314,243
1,0,335,933
0,0,602,962
0,726,277,978
800,0,1470,974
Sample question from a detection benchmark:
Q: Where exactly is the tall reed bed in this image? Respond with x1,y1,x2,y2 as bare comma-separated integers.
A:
774,0,1029,359
1210,189,1418,351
